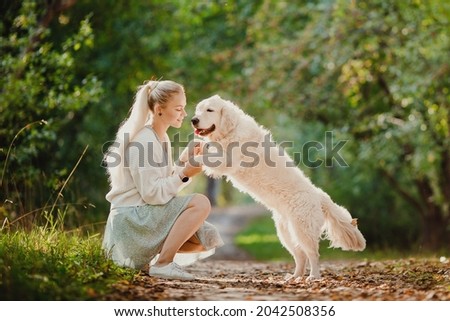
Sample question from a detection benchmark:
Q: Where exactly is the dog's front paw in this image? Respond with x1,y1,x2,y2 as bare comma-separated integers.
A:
192,155,204,166
178,149,190,164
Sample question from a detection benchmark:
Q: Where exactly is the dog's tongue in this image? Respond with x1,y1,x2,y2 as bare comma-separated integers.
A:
194,128,201,135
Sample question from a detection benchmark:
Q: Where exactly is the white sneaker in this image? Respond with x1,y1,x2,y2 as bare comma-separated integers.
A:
149,262,195,280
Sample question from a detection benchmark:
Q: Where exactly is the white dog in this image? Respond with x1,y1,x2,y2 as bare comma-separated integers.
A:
189,95,366,281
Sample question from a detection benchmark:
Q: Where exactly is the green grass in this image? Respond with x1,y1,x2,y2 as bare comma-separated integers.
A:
235,215,448,262
0,226,134,300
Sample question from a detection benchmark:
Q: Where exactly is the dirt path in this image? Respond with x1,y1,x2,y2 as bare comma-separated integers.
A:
206,204,268,260
105,258,449,300
102,205,449,301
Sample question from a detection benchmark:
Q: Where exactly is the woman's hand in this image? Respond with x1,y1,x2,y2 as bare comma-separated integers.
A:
182,160,203,178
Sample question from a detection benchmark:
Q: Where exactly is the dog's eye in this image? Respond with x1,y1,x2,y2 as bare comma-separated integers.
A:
206,109,214,112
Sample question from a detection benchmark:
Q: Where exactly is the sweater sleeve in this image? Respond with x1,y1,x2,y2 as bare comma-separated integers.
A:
127,130,185,205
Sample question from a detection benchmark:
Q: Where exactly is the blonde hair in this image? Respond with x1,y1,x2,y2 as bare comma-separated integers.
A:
106,80,184,186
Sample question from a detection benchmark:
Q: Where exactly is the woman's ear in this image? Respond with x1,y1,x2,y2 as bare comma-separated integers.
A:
155,104,162,116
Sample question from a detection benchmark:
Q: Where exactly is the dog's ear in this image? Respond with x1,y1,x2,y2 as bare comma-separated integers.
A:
220,103,236,133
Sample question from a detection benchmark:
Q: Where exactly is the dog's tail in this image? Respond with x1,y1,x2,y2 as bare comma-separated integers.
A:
321,194,366,251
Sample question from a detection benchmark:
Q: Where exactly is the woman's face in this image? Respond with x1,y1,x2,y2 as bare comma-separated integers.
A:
162,91,187,129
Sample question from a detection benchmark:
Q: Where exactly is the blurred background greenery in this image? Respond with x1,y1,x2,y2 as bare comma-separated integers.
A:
1,0,449,254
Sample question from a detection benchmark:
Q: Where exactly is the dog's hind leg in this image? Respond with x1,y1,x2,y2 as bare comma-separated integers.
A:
287,203,323,282
291,247,308,279
303,244,320,281
289,228,321,281
272,214,308,281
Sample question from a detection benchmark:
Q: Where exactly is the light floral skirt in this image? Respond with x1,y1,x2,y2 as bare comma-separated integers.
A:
102,195,224,269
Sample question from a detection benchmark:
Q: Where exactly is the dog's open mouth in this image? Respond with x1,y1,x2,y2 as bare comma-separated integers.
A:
194,124,216,136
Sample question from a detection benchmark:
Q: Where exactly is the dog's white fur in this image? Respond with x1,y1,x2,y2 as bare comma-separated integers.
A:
190,95,366,281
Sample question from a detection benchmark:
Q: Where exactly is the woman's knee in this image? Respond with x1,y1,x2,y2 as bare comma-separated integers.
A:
190,194,211,217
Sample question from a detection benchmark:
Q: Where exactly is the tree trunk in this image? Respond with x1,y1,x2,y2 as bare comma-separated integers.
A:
420,206,448,251
28,0,78,52
416,178,449,251
382,168,449,251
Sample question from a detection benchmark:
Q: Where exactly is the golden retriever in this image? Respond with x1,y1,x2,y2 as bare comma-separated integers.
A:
190,95,366,281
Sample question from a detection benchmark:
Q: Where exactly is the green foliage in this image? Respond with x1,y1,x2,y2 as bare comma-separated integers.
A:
0,0,102,225
0,225,134,300
227,0,450,250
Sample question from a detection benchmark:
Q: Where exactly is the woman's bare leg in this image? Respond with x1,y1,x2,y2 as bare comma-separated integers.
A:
154,194,211,266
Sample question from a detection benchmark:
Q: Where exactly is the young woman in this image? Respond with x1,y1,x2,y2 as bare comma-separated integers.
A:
102,80,223,280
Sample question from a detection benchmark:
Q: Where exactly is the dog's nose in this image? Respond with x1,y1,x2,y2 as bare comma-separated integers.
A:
191,117,199,126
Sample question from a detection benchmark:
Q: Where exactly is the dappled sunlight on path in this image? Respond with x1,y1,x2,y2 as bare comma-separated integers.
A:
104,259,449,301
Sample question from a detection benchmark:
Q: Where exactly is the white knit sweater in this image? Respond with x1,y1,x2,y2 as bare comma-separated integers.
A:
106,127,189,208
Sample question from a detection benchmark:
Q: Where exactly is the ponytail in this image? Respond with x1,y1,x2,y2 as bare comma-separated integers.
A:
105,82,152,185
105,80,183,187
